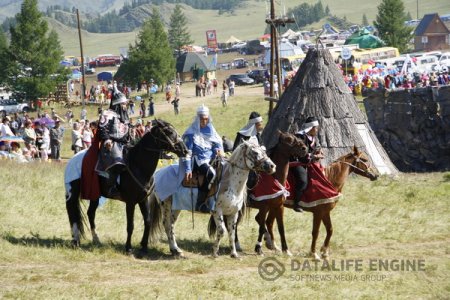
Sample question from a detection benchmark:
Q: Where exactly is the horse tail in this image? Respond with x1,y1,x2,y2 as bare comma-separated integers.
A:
207,215,217,239
65,179,86,238
148,182,163,244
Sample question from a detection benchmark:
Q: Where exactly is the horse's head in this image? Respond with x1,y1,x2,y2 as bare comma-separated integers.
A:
342,146,379,181
144,119,188,157
234,140,276,174
277,131,308,158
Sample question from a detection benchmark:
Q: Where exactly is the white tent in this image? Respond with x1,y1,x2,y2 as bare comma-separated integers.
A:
281,29,297,39
225,36,242,44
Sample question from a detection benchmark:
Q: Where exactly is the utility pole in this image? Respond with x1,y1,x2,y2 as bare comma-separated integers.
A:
76,9,86,109
265,0,294,118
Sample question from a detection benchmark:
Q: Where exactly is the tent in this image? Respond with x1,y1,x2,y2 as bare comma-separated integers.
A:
281,29,297,39
97,71,114,82
225,35,242,44
345,29,385,49
262,48,398,175
176,52,216,82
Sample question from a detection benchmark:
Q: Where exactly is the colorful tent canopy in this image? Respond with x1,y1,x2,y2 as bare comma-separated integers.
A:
344,29,385,49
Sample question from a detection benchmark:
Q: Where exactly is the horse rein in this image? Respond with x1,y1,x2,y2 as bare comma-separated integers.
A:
143,124,182,153
337,154,373,176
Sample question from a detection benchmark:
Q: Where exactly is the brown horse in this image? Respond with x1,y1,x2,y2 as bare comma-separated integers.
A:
267,146,378,260
247,132,307,256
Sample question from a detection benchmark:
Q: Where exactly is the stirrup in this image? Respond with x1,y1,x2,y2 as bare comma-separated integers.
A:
293,203,304,213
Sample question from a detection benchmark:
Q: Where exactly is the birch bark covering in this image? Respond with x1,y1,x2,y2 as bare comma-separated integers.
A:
262,48,398,174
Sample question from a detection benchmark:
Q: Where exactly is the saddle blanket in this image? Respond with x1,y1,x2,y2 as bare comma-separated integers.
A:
249,172,290,201
249,162,341,208
172,187,215,212
64,149,107,205
154,163,214,212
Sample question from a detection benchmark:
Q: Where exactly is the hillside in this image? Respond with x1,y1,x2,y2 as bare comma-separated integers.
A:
25,0,450,56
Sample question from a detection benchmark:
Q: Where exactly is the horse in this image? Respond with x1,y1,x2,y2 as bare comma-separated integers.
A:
246,132,308,256
148,140,276,258
278,146,379,261
64,119,188,254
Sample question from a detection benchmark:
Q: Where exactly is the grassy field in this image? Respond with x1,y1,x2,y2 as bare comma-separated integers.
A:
1,89,449,298
49,0,450,57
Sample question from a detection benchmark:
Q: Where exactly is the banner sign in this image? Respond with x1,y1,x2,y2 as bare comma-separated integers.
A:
206,30,218,49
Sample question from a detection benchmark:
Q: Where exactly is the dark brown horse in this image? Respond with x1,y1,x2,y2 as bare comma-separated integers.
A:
269,146,378,260
247,132,307,256
64,119,188,254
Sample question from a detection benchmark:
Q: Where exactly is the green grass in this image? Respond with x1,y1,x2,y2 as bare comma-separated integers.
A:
48,0,450,56
1,92,449,298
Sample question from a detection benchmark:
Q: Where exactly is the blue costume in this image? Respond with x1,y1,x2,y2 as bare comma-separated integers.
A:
181,105,223,208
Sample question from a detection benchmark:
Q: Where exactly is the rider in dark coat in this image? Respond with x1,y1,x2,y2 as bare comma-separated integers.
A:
232,111,263,151
291,116,324,212
96,85,130,197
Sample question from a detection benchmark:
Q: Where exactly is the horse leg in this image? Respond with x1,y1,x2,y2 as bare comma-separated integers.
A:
320,212,333,259
309,212,322,261
274,205,292,256
87,200,100,244
227,213,240,258
138,200,150,253
264,210,279,251
125,202,135,254
234,210,242,252
65,179,82,247
212,209,226,258
162,199,183,256
254,208,269,255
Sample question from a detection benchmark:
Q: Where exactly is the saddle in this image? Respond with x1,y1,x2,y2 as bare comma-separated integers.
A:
181,158,224,199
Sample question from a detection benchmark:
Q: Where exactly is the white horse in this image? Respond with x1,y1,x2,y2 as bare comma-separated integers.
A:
148,141,276,258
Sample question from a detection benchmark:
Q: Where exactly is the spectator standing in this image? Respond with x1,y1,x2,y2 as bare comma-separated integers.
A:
80,107,87,120
50,120,63,161
71,122,83,154
213,78,218,93
140,99,146,118
229,79,235,96
175,82,181,100
148,97,155,117
82,124,93,149
171,98,180,115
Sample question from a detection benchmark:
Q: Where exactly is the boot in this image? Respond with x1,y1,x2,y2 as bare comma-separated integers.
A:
293,193,304,213
195,190,209,212
106,170,120,198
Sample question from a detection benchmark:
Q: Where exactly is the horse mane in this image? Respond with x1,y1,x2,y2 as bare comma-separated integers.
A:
325,153,352,191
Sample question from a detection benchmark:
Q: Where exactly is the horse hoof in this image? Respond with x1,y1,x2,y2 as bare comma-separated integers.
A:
71,240,80,248
235,243,243,252
125,249,134,256
255,245,264,256
170,249,184,257
309,252,321,262
230,252,239,259
283,250,293,257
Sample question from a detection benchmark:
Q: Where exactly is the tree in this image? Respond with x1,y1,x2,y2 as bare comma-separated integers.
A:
116,8,175,87
406,11,412,21
362,13,369,26
8,0,67,102
168,4,193,55
0,29,10,85
325,5,330,15
374,0,412,53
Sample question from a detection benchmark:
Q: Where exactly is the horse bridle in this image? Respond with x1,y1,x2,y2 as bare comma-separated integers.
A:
233,143,270,172
143,123,181,153
337,153,373,176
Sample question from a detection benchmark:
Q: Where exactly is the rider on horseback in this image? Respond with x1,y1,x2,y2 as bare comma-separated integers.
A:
182,105,223,211
292,116,324,213
96,85,130,198
233,111,264,188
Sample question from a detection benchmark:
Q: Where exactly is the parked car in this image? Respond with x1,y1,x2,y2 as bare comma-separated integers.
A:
231,42,247,49
85,67,96,75
0,99,30,115
233,58,248,69
227,74,255,86
248,69,268,84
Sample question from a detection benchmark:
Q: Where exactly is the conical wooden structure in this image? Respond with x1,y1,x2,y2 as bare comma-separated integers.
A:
262,48,398,175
